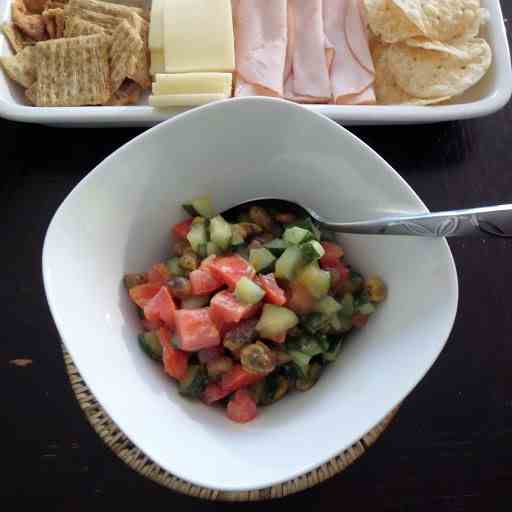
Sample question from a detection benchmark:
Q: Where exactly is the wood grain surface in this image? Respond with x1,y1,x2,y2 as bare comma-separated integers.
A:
2,8,511,509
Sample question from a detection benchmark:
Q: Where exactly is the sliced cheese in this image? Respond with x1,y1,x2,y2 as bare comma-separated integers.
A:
148,0,164,50
164,0,235,73
153,72,232,95
150,50,165,76
149,93,228,108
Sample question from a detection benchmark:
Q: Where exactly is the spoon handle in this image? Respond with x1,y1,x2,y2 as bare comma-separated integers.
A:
320,204,512,238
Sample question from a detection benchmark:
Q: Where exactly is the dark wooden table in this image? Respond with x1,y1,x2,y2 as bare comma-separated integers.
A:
3,19,512,512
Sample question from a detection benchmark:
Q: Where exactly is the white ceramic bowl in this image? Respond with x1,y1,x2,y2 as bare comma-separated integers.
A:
43,97,458,491
1,0,510,126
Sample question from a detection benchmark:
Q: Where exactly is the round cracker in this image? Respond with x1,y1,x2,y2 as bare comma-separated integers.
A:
373,43,451,105
387,38,492,99
392,0,481,42
364,0,422,43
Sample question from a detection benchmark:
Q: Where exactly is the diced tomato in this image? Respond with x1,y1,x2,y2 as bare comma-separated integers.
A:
147,262,171,284
199,255,217,272
158,328,188,380
352,313,369,328
286,281,315,315
175,308,221,351
143,286,176,328
141,318,162,331
226,389,258,423
201,382,230,405
209,290,260,325
221,364,264,393
266,332,286,343
189,268,223,295
324,261,350,293
256,273,286,306
172,218,194,239
128,283,162,308
198,345,224,363
319,241,344,267
209,254,256,290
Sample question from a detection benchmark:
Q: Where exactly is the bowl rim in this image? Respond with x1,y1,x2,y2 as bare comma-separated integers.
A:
42,96,459,491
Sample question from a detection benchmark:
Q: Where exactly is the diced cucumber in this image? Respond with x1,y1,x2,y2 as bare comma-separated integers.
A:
206,241,221,256
300,240,325,264
138,331,162,361
317,334,331,352
288,350,311,378
289,218,321,241
209,215,232,250
286,336,324,357
323,337,344,363
357,302,376,315
179,365,208,398
181,295,210,309
336,313,353,333
295,361,322,391
186,220,208,254
275,246,304,280
353,290,376,316
296,262,330,299
339,293,354,317
167,257,186,277
302,312,332,335
182,196,215,218
313,296,341,315
264,238,290,256
249,248,276,272
256,304,298,338
235,276,265,305
283,226,313,245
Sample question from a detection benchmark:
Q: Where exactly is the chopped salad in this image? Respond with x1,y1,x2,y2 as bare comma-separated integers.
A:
124,197,386,423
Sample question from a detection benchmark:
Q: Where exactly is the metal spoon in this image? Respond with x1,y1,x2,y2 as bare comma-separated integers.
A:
223,198,512,238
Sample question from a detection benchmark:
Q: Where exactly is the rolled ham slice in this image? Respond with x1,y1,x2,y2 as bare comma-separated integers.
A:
286,0,331,101
323,0,375,105
233,0,288,97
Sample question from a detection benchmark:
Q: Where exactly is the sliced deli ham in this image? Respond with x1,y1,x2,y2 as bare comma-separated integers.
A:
323,0,375,105
233,0,288,97
284,0,332,103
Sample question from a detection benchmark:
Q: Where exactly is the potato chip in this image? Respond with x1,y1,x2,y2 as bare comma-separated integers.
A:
25,82,37,104
12,0,47,41
64,4,120,33
392,0,480,41
63,15,106,37
109,19,142,92
2,22,36,53
68,0,147,22
387,38,491,99
373,43,450,104
127,15,150,89
0,46,36,87
364,0,422,43
43,8,65,38
34,33,111,106
105,80,141,105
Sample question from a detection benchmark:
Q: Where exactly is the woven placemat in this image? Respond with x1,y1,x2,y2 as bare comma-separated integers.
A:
63,345,398,501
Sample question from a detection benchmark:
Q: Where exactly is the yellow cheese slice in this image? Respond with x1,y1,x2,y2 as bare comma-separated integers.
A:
148,0,164,50
153,72,232,95
150,50,165,76
149,93,228,108
163,0,235,73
